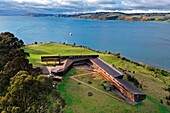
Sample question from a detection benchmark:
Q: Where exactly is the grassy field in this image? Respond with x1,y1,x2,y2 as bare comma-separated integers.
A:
75,73,106,91
24,43,170,112
74,72,126,97
24,43,97,66
57,68,169,113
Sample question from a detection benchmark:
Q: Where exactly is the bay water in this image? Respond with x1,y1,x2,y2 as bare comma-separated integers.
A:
0,16,170,70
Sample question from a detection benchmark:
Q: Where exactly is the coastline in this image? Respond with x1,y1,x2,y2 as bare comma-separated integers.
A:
25,12,170,23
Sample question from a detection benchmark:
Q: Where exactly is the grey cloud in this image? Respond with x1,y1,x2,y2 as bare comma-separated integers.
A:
0,0,170,14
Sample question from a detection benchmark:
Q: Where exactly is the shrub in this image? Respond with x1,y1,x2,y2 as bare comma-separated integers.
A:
107,51,111,54
127,74,140,88
78,45,82,47
78,82,81,85
104,50,107,54
88,92,93,96
115,52,120,56
95,50,100,53
88,81,92,84
160,99,163,104
166,95,170,100
125,59,130,62
140,85,143,90
120,56,126,60
117,56,120,58
34,41,38,44
72,42,76,46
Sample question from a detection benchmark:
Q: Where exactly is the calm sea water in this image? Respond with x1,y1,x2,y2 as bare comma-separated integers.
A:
0,16,170,70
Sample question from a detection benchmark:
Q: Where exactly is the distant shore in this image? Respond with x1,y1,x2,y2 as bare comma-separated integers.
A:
26,12,170,22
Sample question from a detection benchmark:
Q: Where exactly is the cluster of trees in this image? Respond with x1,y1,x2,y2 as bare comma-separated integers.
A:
104,50,111,54
112,51,170,82
126,74,142,89
116,67,142,89
0,32,65,112
0,32,41,95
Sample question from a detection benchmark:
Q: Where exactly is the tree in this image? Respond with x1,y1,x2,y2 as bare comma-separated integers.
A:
34,42,38,44
47,90,65,113
72,42,76,46
0,32,65,113
1,71,53,113
0,32,41,95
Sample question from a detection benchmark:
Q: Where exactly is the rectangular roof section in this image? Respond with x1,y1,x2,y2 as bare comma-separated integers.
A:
41,55,99,62
90,58,123,78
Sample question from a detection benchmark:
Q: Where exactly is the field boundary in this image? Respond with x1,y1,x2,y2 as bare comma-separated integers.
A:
70,73,126,103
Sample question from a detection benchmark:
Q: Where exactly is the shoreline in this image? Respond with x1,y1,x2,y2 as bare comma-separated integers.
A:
24,12,170,23
21,15,170,23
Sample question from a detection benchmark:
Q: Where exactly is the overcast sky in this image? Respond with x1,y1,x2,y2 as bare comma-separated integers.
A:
1,0,170,15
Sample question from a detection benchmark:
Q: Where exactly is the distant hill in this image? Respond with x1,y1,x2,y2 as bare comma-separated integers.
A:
69,12,170,22
25,13,55,17
26,12,170,22
25,13,70,17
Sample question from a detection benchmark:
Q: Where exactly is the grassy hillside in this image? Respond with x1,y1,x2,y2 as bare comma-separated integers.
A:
58,68,169,113
24,42,170,112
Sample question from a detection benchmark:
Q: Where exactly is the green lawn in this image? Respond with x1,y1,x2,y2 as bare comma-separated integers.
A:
24,43,97,66
24,43,170,111
74,72,124,97
74,73,112,92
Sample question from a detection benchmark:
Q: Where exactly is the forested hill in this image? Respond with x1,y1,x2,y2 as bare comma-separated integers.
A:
0,32,65,113
26,12,170,22
68,12,170,22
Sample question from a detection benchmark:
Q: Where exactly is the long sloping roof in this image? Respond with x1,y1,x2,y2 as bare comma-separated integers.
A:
90,58,144,95
90,58,123,78
115,78,145,94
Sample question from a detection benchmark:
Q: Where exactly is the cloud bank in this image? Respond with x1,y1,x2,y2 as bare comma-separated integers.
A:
1,0,170,14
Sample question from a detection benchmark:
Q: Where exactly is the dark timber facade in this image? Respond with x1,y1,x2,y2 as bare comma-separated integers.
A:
41,55,146,103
